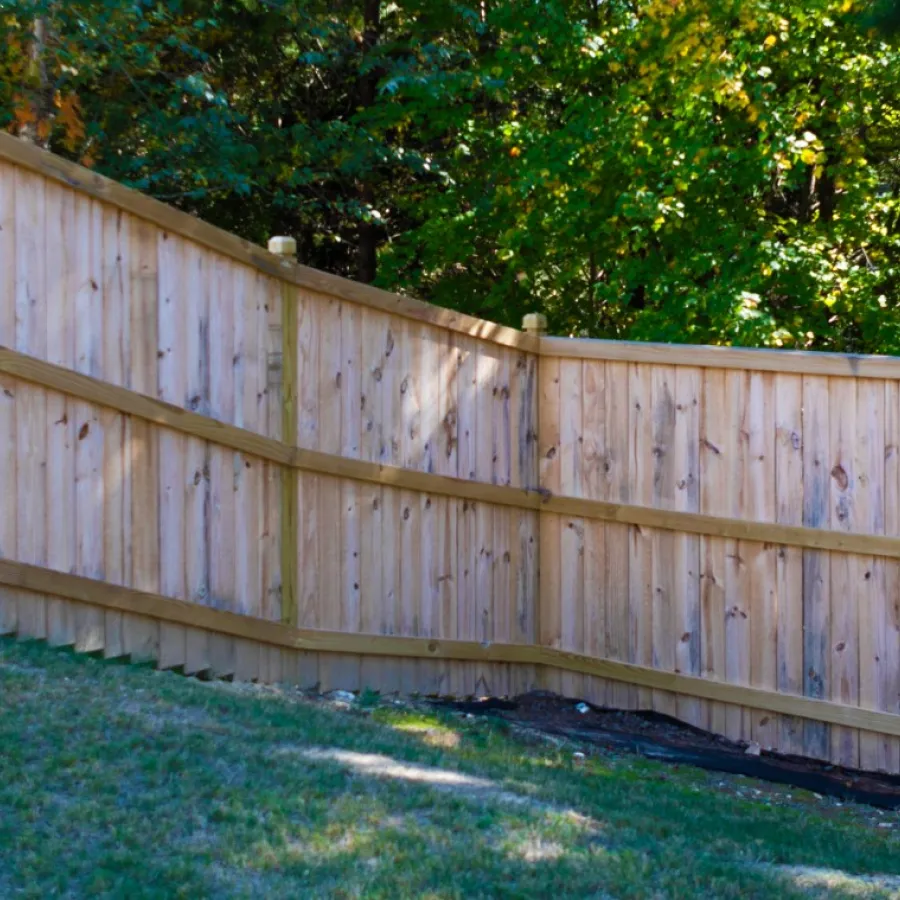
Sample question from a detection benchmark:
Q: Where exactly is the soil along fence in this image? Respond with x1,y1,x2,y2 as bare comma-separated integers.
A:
1,135,898,775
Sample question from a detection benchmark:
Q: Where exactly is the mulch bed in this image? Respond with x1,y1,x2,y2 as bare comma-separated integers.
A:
430,691,900,810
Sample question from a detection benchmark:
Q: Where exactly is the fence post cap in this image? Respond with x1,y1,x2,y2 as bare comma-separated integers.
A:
521,312,548,335
268,235,297,260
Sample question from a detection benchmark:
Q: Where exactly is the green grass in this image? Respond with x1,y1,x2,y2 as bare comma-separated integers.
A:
1,637,899,899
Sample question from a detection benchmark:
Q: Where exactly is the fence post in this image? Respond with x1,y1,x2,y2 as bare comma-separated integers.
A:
269,236,298,628
521,312,548,337
521,313,547,671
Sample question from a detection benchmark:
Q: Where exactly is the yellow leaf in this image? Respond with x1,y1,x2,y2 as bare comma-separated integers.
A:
58,93,85,150
763,34,777,49
800,148,817,165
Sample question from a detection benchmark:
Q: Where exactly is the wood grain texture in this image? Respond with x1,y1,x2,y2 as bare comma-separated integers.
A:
156,232,188,671
857,379,886,770
541,336,900,379
774,374,804,755
603,362,632,709
0,134,535,354
45,182,76,648
802,375,831,760
673,367,701,727
700,369,728,735
629,362,653,709
829,377,860,767
881,382,900,773
559,358,585,700
6,346,900,560
745,373,777,750
538,354,562,695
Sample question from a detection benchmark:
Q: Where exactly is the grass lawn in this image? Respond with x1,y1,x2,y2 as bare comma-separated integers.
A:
2,637,899,899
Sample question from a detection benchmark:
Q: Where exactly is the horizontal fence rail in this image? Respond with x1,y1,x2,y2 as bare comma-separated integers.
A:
3,347,900,559
3,558,899,739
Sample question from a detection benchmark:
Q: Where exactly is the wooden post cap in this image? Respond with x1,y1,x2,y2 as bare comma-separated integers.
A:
268,236,297,259
521,312,548,335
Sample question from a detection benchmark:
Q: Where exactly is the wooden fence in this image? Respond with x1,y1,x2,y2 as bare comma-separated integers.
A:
1,134,899,775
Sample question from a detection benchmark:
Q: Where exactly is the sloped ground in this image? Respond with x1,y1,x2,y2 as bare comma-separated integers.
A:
1,637,899,899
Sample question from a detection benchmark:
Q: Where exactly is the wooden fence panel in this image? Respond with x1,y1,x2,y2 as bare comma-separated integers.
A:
542,347,900,772
0,161,281,442
4,137,900,775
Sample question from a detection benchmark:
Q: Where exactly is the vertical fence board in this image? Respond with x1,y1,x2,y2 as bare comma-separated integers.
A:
774,373,804,755
455,337,478,697
0,163,15,347
723,371,750,740
583,360,607,706
419,326,442,693
829,377,859,767
745,373,777,749
400,319,424,693
0,374,17,635
603,362,632,709
182,245,211,673
100,207,130,658
15,170,48,640
699,369,727,733
539,355,562,695
0,164,15,633
379,319,403,694
882,383,900,772
629,363,653,710
317,299,350,690
559,358,584,700
124,219,160,662
650,365,677,716
45,183,76,647
71,199,103,652
674,367,702,727
490,347,512,697
472,342,496,695
802,375,832,760
156,233,187,670
208,257,237,677
858,379,886,770
438,331,460,694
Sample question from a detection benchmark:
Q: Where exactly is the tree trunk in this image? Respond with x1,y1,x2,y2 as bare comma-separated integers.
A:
21,15,53,147
356,0,381,284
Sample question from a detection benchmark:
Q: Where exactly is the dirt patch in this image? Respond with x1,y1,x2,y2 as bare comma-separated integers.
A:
431,692,900,811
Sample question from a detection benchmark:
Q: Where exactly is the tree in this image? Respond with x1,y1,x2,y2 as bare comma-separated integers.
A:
3,0,900,353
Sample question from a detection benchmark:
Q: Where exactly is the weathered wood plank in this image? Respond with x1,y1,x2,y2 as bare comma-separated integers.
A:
857,378,886,770
700,369,728,735
802,375,831,760
774,373,804,755
650,364,677,716
0,134,536,353
629,362,653,710
539,354,562,696
45,181,76,647
829,376,859,767
674,366,701,727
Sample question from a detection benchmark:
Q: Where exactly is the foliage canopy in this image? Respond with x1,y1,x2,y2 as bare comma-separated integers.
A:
3,0,900,352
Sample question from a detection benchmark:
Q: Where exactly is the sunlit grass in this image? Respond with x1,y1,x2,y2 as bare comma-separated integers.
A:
2,636,899,899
